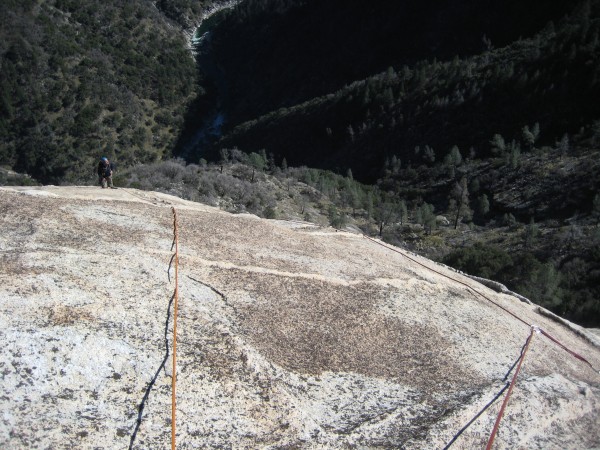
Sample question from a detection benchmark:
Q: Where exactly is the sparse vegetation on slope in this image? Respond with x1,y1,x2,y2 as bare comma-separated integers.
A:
0,0,220,184
216,1,600,181
116,151,600,326
207,0,575,131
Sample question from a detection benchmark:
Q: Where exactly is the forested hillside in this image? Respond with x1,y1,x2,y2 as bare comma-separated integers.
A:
207,0,574,131
2,0,600,326
0,0,219,183
212,0,600,181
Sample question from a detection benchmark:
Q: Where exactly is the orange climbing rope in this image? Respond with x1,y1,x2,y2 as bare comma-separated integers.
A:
171,207,179,450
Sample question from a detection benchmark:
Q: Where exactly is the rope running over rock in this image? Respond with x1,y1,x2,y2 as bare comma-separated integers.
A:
442,333,532,449
362,234,599,373
128,207,180,449
361,234,599,447
171,207,180,450
485,326,537,450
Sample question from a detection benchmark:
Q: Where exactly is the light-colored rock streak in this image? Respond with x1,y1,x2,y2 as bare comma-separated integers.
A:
181,254,363,286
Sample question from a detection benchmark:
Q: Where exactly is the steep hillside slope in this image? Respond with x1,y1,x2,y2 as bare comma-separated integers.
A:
0,0,220,184
215,0,600,181
1,186,599,448
207,0,574,128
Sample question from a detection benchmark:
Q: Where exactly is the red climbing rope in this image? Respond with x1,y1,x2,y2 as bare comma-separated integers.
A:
485,327,536,450
538,328,594,367
362,234,599,373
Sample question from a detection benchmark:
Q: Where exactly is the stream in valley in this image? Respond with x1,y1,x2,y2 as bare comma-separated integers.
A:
179,1,240,161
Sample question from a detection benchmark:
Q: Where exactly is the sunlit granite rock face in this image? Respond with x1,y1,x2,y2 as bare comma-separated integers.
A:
1,186,599,449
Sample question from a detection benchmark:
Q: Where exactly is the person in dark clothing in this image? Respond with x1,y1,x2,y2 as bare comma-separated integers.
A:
97,157,115,188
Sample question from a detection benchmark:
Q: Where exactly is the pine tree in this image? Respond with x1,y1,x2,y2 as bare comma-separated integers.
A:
447,145,462,166
391,155,401,174
522,123,540,150
525,218,539,248
374,195,398,236
490,134,506,155
382,87,394,107
509,142,521,169
385,66,396,81
477,193,490,217
503,213,517,227
366,192,374,224
423,145,436,164
219,148,230,162
362,85,371,105
522,125,535,149
592,193,600,226
267,152,276,172
347,124,355,142
558,133,569,159
419,203,436,235
328,204,346,229
248,152,266,182
524,263,563,308
399,200,408,225
349,186,361,217
449,177,472,229
218,148,229,173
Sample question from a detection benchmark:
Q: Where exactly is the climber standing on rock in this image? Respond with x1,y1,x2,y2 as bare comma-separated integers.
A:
97,156,115,189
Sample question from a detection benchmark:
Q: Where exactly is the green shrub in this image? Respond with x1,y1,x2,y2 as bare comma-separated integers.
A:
328,204,347,229
263,206,277,219
443,243,512,279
